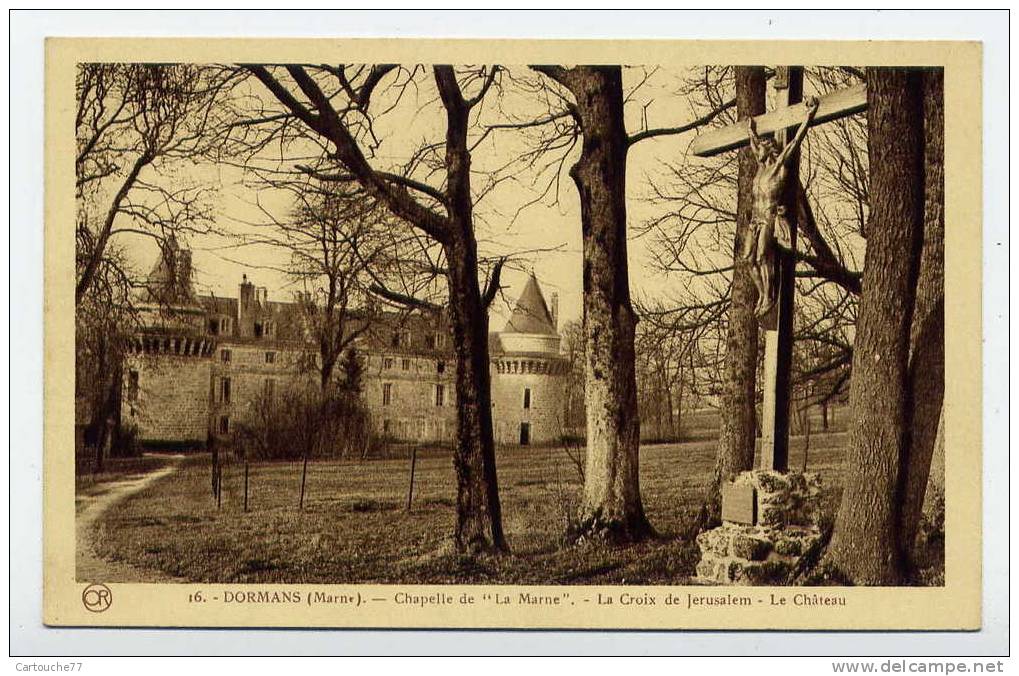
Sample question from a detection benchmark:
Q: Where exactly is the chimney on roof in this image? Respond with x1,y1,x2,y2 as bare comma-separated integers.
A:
239,274,255,306
238,274,255,336
550,292,559,331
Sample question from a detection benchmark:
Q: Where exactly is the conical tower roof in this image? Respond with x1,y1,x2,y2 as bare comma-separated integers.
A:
503,274,556,335
138,235,198,307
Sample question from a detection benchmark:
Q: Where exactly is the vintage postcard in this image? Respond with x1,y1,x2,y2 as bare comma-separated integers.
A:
45,37,981,629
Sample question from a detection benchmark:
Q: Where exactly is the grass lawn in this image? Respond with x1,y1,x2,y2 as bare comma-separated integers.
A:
90,432,849,584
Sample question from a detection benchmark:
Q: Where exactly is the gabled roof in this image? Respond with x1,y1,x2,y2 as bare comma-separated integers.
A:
201,295,238,317
503,274,556,335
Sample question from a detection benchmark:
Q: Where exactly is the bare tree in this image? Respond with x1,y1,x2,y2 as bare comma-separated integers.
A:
494,65,753,541
528,66,653,542
74,64,236,471
824,67,927,584
76,63,231,303
898,68,945,567
634,301,704,443
75,243,136,473
256,187,399,390
249,186,402,505
239,64,508,553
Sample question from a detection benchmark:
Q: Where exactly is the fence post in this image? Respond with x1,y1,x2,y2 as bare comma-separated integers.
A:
299,451,309,510
406,446,418,511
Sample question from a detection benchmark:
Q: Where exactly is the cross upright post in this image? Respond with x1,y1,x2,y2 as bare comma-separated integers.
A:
758,65,803,473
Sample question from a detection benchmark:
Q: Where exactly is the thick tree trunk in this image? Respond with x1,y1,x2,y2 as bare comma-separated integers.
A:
440,89,506,553
246,64,507,553
87,338,122,469
921,408,945,526
556,66,652,542
445,235,506,553
706,66,766,525
898,69,945,564
824,68,926,584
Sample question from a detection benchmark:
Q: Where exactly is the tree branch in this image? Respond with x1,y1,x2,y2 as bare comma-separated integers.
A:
795,180,863,295
243,65,324,134
76,150,153,303
628,96,736,147
295,164,448,205
530,65,571,86
465,66,499,108
247,64,452,245
481,257,506,309
369,283,441,311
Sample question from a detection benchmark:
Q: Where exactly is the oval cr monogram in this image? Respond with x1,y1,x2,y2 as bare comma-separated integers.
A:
82,583,112,613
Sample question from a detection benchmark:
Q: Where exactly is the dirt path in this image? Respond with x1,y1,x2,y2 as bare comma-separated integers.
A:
76,456,185,583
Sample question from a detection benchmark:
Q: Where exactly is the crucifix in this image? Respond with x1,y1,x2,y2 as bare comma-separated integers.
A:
692,67,867,474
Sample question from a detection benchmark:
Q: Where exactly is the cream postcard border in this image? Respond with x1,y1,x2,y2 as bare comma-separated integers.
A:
43,37,982,630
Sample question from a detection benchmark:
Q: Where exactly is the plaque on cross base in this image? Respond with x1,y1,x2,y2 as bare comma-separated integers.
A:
720,480,756,525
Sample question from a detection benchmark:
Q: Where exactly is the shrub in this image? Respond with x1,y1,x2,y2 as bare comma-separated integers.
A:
233,382,376,461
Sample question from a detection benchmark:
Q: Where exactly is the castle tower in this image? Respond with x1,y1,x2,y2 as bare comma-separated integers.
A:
122,237,215,448
489,274,569,446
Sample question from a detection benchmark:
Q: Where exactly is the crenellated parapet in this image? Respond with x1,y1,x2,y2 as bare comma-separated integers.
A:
129,332,217,358
491,356,569,376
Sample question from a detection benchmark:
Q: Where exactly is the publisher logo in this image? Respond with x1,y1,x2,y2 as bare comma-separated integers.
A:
82,583,112,613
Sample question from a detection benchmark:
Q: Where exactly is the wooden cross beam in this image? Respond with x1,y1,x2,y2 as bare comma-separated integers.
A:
690,82,867,157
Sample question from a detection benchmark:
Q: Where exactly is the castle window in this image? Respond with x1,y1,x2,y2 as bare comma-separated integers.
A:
221,349,231,363
437,360,446,374
402,358,411,371
435,384,445,407
383,419,391,434
264,321,274,338
127,370,139,402
209,318,220,335
219,415,230,434
383,357,394,370
523,387,531,410
425,334,435,349
265,351,276,364
390,331,401,348
254,322,264,338
222,317,231,334
220,377,231,404
382,383,393,406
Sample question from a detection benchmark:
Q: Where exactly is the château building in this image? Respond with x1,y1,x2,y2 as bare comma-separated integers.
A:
121,238,568,450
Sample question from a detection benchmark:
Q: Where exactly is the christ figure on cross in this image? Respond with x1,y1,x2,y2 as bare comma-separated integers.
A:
743,96,820,319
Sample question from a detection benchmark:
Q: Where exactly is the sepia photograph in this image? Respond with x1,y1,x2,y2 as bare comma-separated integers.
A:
70,58,946,589
31,29,991,636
